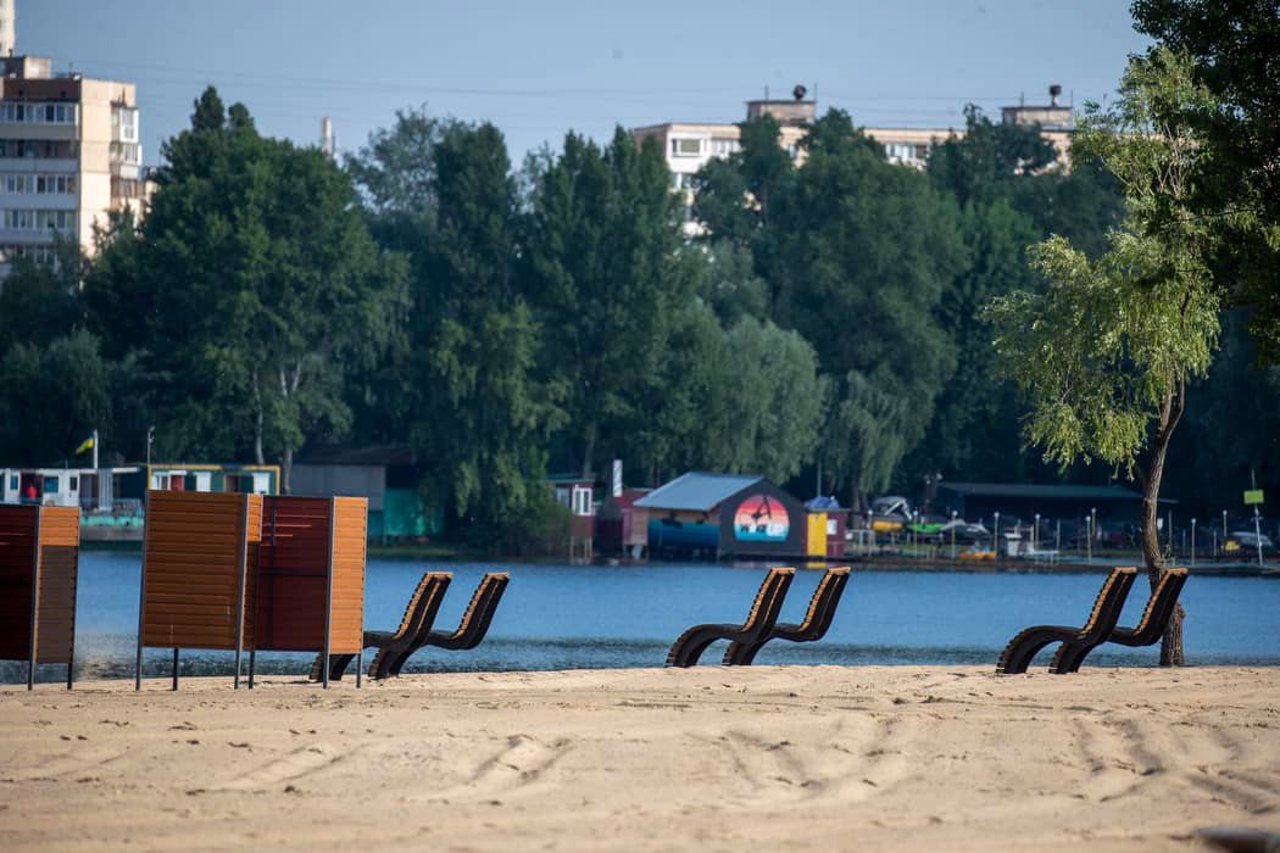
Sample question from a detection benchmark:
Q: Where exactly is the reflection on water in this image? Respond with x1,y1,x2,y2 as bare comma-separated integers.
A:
4,551,1279,684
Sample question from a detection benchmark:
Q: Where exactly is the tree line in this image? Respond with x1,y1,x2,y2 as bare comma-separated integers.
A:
0,0,1275,547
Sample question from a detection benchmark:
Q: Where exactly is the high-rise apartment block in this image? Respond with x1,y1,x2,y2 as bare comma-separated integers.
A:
0,48,148,276
633,85,1073,233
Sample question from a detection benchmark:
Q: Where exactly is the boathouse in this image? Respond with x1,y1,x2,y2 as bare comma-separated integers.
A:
635,472,807,559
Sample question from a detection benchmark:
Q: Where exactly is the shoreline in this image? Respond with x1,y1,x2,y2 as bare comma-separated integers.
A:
2,665,1277,850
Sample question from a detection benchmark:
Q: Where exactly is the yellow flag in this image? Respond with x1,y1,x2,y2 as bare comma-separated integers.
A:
74,435,95,455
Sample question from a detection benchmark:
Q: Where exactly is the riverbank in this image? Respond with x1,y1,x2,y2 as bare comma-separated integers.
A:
2,666,1277,851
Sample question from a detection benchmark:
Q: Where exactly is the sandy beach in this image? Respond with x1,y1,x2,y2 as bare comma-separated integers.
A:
1,665,1277,851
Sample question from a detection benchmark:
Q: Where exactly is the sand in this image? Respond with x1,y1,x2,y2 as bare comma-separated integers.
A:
1,666,1277,851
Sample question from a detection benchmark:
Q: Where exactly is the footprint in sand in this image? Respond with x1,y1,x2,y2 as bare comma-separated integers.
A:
704,715,917,810
2,745,125,782
209,744,350,792
437,734,570,801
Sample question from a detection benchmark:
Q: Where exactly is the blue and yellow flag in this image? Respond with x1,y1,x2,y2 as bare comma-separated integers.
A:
74,435,95,455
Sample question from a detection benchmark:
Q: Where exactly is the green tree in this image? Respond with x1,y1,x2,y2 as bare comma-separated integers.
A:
0,331,112,465
1132,0,1280,361
782,111,965,507
411,120,563,533
984,50,1222,664
522,128,694,480
86,88,408,488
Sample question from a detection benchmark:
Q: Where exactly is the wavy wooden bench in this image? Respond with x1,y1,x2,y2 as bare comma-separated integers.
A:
310,572,452,682
1050,567,1189,673
723,566,850,665
996,566,1138,675
380,572,511,678
666,567,795,668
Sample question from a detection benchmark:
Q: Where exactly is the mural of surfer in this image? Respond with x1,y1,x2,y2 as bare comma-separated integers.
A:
733,493,790,542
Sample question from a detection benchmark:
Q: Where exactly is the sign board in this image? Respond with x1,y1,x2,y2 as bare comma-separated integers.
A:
1244,489,1264,505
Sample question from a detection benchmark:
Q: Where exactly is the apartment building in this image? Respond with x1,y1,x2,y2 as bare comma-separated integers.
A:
0,53,148,276
632,85,1073,232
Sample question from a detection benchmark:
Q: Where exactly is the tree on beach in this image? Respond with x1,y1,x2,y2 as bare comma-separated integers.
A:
1132,0,1280,363
984,49,1224,664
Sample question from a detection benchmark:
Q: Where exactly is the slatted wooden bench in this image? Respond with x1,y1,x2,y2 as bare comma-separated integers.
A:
666,567,795,668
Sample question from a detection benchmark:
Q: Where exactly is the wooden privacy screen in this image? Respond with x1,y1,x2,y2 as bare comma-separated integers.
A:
136,490,262,688
0,505,80,689
254,496,367,660
136,491,367,689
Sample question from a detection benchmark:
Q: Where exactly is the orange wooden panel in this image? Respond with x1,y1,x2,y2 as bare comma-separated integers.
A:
34,542,77,664
141,491,255,650
328,497,367,654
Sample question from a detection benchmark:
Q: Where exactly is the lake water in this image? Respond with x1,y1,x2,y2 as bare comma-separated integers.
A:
6,552,1280,684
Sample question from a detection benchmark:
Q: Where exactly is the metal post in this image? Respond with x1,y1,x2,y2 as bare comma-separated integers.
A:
322,497,336,690
1222,509,1229,542
1087,511,1093,566
1254,505,1264,567
1034,513,1040,561
993,512,1000,559
232,496,250,690
135,500,152,691
1056,520,1061,553
171,648,179,691
1167,509,1173,553
28,508,41,691
950,510,957,560
1191,518,1197,567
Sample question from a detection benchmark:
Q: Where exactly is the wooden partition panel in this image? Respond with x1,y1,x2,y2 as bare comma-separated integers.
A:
256,496,332,652
0,505,37,661
328,497,368,655
33,507,79,665
141,491,261,650
255,496,367,655
0,505,80,683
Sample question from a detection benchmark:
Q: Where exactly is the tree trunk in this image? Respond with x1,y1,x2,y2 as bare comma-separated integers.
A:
282,445,293,496
1138,379,1187,666
581,422,597,480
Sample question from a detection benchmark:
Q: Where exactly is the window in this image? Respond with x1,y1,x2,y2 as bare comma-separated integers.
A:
8,475,17,491
43,475,59,493
572,486,592,516
711,138,740,157
70,476,79,491
671,137,702,157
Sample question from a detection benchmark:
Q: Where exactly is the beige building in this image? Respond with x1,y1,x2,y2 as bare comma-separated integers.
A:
0,53,148,276
632,86,1073,232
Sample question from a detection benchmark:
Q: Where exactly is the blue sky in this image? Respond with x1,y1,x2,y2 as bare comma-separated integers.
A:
23,0,1151,168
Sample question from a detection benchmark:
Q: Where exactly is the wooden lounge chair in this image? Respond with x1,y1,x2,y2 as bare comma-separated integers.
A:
381,572,511,678
665,567,796,668
996,566,1138,675
309,572,452,682
1049,567,1189,673
722,566,851,666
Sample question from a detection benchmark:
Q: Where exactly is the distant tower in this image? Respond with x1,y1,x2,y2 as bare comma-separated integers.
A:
0,0,16,57
321,116,335,159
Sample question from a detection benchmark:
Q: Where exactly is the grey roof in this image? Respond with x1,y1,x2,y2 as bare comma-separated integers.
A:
634,472,764,512
940,482,1143,501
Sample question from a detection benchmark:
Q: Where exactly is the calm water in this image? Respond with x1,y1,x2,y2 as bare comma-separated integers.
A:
6,552,1280,684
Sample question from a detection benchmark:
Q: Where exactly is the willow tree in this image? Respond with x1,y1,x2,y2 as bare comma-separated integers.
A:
984,49,1221,665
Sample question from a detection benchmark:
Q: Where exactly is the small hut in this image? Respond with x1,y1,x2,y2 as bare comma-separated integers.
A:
635,472,807,559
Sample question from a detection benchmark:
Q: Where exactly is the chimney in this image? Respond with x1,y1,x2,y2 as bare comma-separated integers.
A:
320,117,335,159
